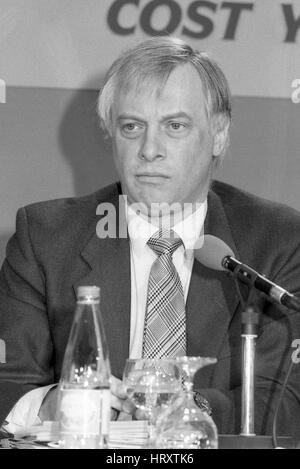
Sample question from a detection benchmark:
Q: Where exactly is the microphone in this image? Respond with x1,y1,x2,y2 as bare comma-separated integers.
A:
194,235,300,312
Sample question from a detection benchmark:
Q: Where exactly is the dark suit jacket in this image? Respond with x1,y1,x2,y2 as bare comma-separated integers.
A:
1,180,300,436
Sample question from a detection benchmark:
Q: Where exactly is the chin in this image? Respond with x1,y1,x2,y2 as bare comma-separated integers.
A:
141,190,172,207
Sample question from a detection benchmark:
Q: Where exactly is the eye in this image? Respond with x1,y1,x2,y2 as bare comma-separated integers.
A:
123,123,138,131
165,120,190,138
168,122,188,132
170,122,184,130
120,122,144,138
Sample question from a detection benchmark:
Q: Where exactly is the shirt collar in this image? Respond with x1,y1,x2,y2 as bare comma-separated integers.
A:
172,201,207,251
125,198,207,257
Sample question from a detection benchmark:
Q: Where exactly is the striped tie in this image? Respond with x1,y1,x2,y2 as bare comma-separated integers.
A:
142,229,186,359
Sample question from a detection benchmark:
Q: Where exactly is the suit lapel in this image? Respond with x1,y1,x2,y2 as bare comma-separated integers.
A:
186,188,240,365
73,185,131,379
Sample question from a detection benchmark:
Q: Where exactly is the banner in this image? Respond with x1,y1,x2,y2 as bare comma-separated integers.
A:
0,0,300,97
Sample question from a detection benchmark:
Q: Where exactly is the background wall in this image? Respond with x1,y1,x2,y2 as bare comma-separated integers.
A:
0,0,299,262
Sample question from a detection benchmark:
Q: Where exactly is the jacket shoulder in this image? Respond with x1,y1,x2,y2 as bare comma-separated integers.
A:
22,183,119,227
211,180,300,271
211,180,300,229
16,183,120,255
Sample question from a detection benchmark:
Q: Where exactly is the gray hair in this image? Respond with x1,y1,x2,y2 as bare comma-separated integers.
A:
97,36,232,135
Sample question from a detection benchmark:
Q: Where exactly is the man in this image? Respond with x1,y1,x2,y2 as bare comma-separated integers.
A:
1,36,300,437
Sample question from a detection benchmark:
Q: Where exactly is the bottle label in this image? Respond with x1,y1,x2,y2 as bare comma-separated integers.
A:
59,389,110,436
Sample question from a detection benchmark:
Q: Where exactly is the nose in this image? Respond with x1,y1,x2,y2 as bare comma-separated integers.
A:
139,128,165,162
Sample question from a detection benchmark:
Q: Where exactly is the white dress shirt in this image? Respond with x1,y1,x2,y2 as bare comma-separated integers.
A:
127,200,207,358
4,199,207,432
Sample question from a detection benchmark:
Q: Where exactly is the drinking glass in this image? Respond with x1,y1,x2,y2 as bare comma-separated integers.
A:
155,356,218,449
123,358,181,443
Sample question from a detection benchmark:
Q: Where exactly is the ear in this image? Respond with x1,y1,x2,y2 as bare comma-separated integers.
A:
212,114,230,163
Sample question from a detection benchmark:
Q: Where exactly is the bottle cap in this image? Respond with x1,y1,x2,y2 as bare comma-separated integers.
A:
77,285,100,299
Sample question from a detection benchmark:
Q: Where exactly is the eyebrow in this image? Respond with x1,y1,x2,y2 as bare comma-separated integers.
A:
117,112,192,123
117,113,146,123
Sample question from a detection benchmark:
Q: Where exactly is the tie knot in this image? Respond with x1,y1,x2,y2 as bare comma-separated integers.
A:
147,229,183,257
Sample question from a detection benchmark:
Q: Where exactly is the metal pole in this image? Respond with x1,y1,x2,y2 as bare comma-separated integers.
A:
241,334,257,436
240,307,260,436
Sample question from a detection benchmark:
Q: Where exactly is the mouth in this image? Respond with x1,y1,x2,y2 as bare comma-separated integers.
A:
135,173,170,184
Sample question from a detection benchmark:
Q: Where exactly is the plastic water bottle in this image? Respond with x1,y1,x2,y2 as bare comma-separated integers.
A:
56,286,111,449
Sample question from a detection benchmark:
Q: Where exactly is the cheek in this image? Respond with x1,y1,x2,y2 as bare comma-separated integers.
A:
188,135,214,170
114,137,139,162
113,140,138,178
175,146,202,172
173,145,213,187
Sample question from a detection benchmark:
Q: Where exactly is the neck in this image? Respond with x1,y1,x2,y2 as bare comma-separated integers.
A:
148,201,206,228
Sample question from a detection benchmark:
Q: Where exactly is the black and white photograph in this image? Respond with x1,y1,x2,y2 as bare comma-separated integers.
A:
0,0,300,453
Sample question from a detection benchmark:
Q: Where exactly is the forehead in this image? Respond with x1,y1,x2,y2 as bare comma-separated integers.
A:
113,64,208,118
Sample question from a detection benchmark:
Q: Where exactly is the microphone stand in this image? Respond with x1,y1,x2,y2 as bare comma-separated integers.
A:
194,235,299,448
240,305,260,436
219,271,296,449
232,266,260,437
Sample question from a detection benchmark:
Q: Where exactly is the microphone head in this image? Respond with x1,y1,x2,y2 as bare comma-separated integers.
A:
194,235,234,271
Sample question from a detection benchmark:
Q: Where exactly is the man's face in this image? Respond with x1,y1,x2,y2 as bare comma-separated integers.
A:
110,63,224,217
